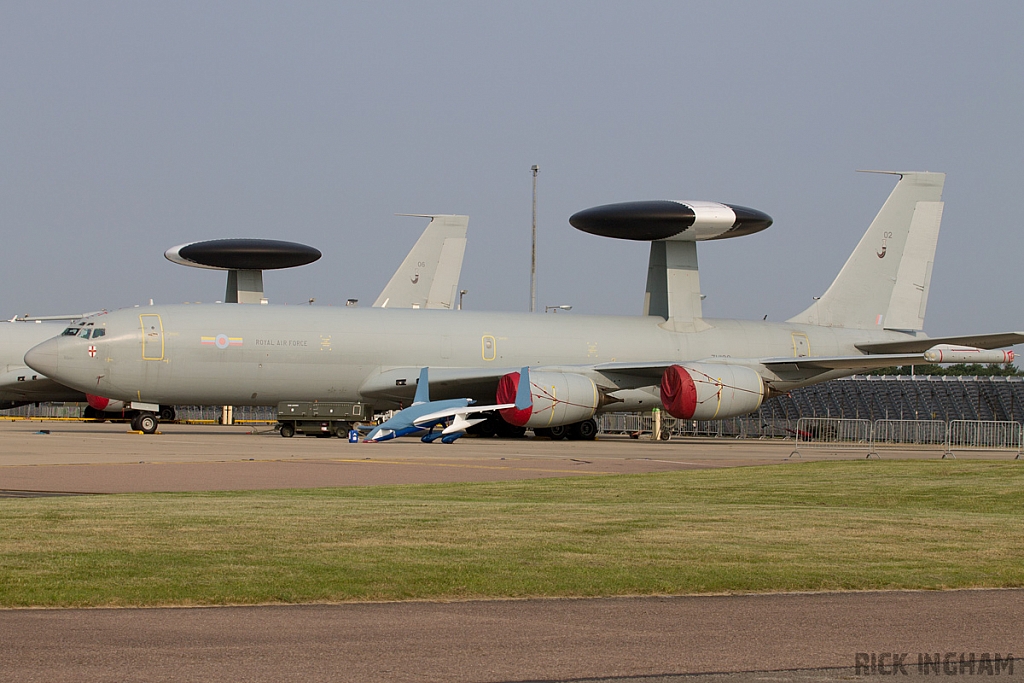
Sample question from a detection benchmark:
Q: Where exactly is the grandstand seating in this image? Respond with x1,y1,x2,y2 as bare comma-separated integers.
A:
759,376,1024,423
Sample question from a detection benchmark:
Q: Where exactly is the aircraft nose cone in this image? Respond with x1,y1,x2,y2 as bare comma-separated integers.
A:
25,338,60,377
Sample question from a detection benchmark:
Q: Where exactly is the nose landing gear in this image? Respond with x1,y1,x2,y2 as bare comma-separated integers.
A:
130,412,159,434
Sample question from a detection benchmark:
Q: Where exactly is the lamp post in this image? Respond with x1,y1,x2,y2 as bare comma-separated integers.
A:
459,289,467,310
531,164,538,313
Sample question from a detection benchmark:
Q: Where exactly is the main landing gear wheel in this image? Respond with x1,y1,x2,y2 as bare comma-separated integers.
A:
134,412,158,434
83,406,105,422
547,424,568,440
567,418,598,441
575,418,599,441
159,406,176,422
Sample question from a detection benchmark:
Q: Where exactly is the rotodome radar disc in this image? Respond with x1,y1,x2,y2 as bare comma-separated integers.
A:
164,239,322,271
569,201,772,242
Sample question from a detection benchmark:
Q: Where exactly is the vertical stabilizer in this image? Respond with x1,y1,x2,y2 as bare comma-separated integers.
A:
643,241,702,321
373,215,469,310
788,171,944,330
413,367,430,405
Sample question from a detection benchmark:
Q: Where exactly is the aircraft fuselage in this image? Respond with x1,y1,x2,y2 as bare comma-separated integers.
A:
25,304,917,411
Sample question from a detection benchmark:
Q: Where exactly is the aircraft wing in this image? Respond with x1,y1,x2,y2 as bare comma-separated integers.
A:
855,331,1024,354
759,353,938,372
360,341,1014,407
360,355,936,404
412,403,515,426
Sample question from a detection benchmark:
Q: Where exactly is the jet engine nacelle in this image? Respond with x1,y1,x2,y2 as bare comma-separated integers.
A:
922,345,1014,364
660,363,765,420
496,370,599,428
87,394,127,413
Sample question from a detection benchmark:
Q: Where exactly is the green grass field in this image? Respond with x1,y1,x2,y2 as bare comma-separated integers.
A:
1,460,1022,607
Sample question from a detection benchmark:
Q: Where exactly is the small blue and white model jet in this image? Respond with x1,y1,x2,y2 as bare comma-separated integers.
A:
363,367,518,443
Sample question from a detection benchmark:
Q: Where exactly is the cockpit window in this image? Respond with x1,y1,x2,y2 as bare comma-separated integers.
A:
92,329,106,338
62,327,81,336
78,329,91,339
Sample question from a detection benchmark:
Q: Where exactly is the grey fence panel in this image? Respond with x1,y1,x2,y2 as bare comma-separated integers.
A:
0,403,85,418
872,420,947,446
791,417,873,457
944,420,1023,458
598,413,650,435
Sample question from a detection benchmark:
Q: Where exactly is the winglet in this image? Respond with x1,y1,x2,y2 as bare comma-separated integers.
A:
413,367,430,405
514,366,532,410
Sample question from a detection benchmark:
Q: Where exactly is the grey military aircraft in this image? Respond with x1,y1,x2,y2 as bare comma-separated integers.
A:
25,172,1023,435
0,318,89,410
2,214,469,415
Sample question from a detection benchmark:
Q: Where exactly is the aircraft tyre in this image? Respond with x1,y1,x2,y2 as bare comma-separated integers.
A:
159,405,176,422
548,424,568,440
137,412,158,434
495,421,527,439
83,406,105,422
533,427,551,438
467,414,499,438
568,418,598,441
279,423,295,438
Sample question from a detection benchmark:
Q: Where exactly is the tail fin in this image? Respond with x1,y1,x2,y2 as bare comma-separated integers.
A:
413,367,430,405
514,367,532,411
788,171,944,330
373,215,468,310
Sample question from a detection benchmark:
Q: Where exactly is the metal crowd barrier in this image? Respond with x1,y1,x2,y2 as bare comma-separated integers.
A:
943,420,1023,459
598,412,1023,460
869,419,948,457
174,405,277,424
0,404,278,424
0,403,86,419
789,417,873,458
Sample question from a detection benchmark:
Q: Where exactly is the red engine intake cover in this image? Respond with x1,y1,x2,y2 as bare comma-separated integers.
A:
86,394,110,411
660,365,698,419
496,371,532,426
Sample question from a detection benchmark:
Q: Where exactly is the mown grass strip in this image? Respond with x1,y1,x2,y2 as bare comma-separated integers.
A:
0,460,1022,607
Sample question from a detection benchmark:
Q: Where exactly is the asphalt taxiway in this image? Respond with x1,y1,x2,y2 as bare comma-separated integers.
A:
1,420,1019,682
2,590,1021,682
0,420,968,494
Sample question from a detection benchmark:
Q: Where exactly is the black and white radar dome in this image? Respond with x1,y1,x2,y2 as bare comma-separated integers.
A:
569,201,772,242
164,239,322,270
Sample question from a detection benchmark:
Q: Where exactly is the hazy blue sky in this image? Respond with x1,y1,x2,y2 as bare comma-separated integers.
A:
1,2,1021,350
